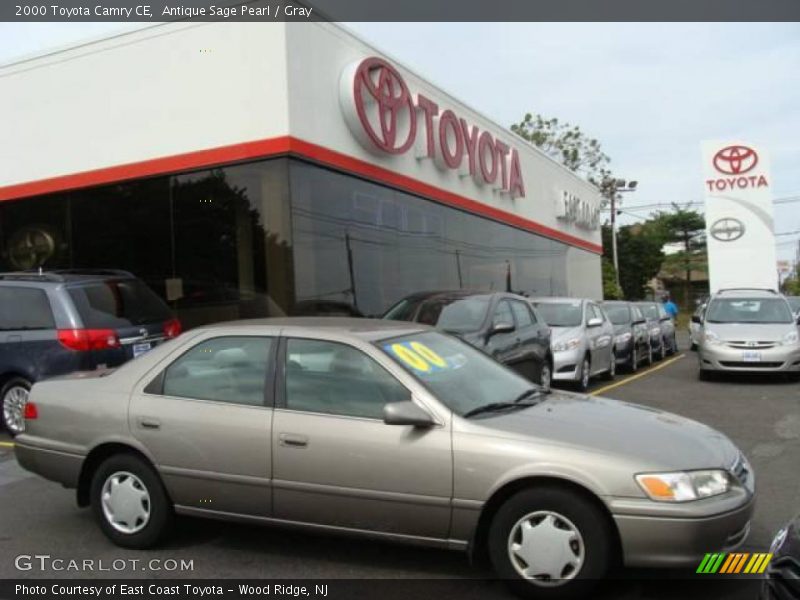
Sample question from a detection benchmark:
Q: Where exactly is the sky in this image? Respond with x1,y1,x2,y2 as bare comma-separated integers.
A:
2,22,799,261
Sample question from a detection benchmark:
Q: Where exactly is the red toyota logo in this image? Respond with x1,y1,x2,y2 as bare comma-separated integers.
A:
352,57,416,154
713,145,759,175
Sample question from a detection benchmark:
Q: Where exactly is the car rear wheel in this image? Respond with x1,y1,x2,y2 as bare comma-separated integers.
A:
91,454,173,549
658,338,666,361
488,487,614,599
1,377,31,437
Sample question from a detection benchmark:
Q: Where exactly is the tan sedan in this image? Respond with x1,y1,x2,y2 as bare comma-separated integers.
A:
16,318,754,597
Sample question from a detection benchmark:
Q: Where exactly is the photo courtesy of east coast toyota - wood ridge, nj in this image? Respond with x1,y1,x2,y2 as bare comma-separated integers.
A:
1,5,799,600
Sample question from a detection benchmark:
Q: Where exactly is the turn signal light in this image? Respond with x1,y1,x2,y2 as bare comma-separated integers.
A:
163,318,182,339
57,329,120,352
24,402,38,420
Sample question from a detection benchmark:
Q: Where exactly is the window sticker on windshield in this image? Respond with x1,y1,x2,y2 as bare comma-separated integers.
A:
384,341,449,374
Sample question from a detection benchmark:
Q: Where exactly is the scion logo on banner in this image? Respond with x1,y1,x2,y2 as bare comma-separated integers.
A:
706,145,769,192
696,552,772,574
340,57,526,198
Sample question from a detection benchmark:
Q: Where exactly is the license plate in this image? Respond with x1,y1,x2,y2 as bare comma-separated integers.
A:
742,350,761,362
133,342,152,358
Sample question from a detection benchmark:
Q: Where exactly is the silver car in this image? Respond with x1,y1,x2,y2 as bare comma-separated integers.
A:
16,318,754,596
530,298,616,391
696,289,800,378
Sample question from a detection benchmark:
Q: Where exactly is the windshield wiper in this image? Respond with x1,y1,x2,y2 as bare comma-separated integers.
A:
463,389,545,419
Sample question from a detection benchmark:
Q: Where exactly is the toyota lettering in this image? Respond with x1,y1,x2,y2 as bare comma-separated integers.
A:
340,57,526,198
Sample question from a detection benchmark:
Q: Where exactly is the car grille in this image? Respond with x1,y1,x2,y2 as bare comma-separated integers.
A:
727,341,777,349
720,361,783,368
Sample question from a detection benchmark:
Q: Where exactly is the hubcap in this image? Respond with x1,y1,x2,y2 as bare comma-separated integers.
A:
101,471,151,534
3,385,28,435
581,360,590,389
609,355,615,377
631,347,638,370
540,365,551,390
507,511,585,586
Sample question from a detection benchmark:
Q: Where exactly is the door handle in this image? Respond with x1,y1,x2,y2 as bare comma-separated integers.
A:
138,417,161,430
279,433,309,448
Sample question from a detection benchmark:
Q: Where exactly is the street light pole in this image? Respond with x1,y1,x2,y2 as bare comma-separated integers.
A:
608,179,638,292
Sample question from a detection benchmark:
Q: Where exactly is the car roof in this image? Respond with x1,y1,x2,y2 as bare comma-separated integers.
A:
200,317,431,342
712,288,780,299
529,296,587,303
397,290,502,302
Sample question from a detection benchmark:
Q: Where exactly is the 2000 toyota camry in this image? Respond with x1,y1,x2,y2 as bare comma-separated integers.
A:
15,318,754,597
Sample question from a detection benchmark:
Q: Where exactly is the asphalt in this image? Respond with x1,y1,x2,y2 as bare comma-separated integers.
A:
0,332,797,599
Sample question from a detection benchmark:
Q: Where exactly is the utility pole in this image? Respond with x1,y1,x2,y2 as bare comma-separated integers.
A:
608,179,638,292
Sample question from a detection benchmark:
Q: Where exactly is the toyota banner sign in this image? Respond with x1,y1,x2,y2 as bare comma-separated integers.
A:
701,141,777,292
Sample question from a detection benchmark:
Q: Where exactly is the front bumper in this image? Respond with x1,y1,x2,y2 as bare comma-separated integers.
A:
699,344,800,372
610,490,755,568
614,339,634,364
552,346,583,382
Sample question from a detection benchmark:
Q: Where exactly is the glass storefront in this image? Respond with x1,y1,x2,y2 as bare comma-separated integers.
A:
0,158,573,327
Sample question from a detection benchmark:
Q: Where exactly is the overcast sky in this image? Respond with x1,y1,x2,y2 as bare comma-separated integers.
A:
2,22,799,260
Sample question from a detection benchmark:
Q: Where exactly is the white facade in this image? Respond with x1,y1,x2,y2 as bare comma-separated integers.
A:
0,21,602,298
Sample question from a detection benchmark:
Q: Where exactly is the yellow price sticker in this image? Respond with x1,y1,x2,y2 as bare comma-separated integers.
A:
387,342,448,373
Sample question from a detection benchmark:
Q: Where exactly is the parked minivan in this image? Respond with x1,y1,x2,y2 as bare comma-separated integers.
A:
0,270,181,435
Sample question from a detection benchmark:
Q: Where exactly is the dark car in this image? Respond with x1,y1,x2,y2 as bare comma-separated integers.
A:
601,301,652,371
762,513,800,600
635,301,678,360
383,291,552,387
0,269,181,435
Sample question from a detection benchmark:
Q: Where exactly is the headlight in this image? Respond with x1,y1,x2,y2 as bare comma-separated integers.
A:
770,527,788,555
704,331,722,345
615,332,632,344
552,338,581,352
635,470,731,502
781,331,798,345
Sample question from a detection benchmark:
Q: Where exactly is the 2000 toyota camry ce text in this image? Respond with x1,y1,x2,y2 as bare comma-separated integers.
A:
15,318,754,597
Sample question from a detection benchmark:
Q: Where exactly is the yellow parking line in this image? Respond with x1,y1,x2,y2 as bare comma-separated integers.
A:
0,441,15,447
590,353,685,396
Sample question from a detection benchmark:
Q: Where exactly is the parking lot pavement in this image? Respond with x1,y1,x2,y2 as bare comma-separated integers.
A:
0,332,795,598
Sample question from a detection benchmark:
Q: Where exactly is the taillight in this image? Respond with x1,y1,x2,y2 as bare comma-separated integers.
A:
163,318,182,339
24,402,38,420
58,329,121,351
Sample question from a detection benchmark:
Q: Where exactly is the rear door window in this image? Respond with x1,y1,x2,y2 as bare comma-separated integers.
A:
0,287,55,330
68,279,172,328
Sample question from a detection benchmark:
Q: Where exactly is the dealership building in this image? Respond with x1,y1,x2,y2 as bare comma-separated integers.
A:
0,22,603,327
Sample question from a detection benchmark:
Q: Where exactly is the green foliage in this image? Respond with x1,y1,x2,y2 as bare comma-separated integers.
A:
602,257,623,299
510,113,613,191
602,224,665,300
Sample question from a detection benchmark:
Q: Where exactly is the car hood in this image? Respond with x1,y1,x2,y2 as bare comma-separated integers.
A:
612,323,631,335
704,322,795,342
482,391,739,471
550,326,584,342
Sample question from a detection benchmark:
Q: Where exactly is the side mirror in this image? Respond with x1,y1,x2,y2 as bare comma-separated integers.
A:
491,321,515,335
586,317,602,328
383,401,436,427
633,318,646,325
660,316,671,322
691,315,702,324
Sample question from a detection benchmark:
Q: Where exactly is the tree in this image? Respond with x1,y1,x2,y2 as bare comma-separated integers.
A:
510,113,613,194
602,223,665,299
602,257,623,299
652,205,707,306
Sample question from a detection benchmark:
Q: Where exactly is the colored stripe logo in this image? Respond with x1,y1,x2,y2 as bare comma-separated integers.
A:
696,553,772,574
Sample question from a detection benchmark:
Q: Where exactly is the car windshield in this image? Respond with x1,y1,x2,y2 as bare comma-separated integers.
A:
68,279,173,328
378,331,537,417
604,304,631,325
392,295,491,333
638,303,660,320
533,301,582,327
705,298,794,324
787,297,800,313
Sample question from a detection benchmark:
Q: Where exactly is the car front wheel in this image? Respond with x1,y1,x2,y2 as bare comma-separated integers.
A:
602,351,616,381
576,356,591,392
90,453,173,549
539,360,552,391
629,346,639,373
1,377,31,437
488,486,614,598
